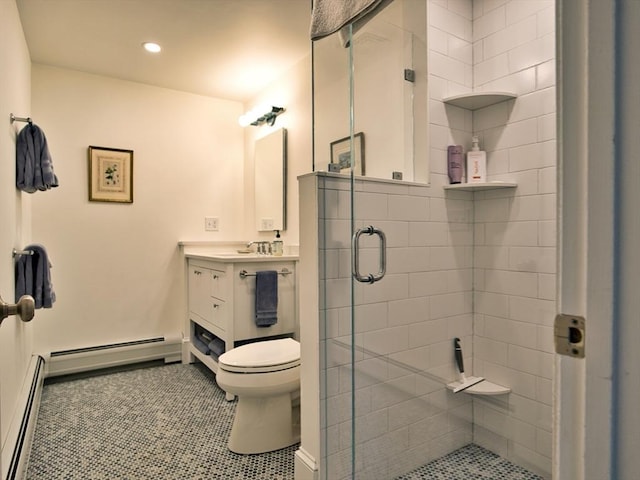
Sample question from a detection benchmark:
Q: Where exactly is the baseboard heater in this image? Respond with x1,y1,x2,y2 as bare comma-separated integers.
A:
46,334,182,378
4,355,45,480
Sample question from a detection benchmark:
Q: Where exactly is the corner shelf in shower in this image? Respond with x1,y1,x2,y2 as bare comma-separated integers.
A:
443,181,517,191
446,379,511,396
443,91,517,110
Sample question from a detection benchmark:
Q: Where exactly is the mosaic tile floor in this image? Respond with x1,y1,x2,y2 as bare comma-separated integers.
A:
395,443,544,480
27,362,544,480
26,363,297,479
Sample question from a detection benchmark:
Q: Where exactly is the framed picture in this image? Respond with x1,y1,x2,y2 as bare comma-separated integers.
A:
88,146,133,203
330,132,365,176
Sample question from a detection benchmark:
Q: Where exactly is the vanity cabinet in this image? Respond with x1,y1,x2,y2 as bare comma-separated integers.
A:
185,255,298,376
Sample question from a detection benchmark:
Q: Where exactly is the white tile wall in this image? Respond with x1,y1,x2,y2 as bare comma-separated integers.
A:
472,2,555,476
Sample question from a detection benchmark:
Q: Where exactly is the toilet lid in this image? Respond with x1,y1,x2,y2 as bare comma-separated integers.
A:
218,338,300,373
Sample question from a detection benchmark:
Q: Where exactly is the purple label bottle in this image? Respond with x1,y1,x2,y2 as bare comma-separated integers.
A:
447,145,463,184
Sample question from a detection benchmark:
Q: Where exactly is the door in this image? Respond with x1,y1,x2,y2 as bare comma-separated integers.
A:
556,1,639,478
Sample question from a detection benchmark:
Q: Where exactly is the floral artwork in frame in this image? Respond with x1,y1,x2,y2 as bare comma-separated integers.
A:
330,132,365,176
88,146,133,203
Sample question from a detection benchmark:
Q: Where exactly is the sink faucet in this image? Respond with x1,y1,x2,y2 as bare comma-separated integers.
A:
246,241,271,254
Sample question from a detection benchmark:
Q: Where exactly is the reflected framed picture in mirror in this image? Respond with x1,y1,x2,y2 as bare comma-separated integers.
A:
330,132,365,176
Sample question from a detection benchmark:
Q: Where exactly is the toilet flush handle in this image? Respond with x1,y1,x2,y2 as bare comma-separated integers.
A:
0,294,35,325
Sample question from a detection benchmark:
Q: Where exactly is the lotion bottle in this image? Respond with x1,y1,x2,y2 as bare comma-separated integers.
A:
466,136,486,184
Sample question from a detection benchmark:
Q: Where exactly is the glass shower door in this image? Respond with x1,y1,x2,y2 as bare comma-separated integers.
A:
314,3,436,478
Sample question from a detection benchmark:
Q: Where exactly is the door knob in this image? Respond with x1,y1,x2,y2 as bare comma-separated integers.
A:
0,294,35,324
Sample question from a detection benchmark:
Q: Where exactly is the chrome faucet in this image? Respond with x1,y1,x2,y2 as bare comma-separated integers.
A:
246,241,271,255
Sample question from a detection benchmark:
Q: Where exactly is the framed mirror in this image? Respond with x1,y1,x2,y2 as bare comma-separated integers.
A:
254,128,287,231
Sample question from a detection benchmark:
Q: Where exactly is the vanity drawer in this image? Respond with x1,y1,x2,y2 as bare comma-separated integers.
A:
209,297,227,333
210,268,228,301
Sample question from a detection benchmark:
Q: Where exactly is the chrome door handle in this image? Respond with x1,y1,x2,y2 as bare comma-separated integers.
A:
352,226,386,283
0,294,35,324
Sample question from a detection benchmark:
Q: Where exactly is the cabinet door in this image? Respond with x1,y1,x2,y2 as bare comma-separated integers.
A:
188,264,213,322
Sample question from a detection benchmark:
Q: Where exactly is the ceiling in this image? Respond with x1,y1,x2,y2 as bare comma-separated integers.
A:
16,0,312,103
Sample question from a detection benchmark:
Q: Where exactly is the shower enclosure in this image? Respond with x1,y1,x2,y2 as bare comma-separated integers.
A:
300,0,558,479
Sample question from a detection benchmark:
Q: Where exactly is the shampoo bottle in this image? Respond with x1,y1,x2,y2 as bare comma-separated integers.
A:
466,136,486,184
447,145,464,184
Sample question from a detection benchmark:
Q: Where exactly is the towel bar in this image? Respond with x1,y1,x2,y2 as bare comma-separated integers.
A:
10,114,32,125
12,249,34,257
239,268,291,279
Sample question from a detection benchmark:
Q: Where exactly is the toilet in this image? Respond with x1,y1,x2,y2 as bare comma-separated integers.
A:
215,337,301,454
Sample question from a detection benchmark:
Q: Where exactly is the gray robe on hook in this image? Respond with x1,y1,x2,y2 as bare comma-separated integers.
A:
16,123,59,193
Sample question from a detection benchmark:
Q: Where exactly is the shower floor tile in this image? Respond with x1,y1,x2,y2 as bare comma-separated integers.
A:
395,443,545,480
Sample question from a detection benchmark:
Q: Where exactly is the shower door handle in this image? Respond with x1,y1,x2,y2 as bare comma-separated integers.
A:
352,226,386,283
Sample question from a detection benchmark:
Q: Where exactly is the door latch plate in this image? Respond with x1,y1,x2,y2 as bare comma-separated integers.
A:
554,314,585,358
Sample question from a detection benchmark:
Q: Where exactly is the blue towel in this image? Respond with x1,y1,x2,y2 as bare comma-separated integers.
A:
255,270,278,327
192,336,210,355
207,338,225,357
15,244,56,308
16,123,59,193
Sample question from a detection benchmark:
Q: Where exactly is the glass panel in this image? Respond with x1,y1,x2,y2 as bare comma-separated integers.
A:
313,0,428,183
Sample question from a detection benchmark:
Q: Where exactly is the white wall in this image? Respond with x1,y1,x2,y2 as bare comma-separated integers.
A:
0,0,33,475
242,54,313,248
30,65,245,351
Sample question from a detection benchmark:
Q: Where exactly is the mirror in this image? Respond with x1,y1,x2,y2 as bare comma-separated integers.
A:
255,128,287,231
312,0,428,183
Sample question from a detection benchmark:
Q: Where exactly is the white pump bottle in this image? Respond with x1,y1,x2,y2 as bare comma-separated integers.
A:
466,136,486,184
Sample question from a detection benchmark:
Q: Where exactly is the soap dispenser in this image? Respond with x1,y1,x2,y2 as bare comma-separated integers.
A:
466,136,487,184
272,230,283,256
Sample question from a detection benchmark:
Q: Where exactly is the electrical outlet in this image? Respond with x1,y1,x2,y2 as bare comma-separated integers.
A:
204,217,219,231
260,218,274,230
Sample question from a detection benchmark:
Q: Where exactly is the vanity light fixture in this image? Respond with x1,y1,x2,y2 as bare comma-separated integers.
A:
238,106,285,127
142,42,162,53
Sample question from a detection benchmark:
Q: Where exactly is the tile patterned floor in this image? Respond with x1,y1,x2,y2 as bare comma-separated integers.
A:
26,363,297,479
395,444,545,479
27,363,544,479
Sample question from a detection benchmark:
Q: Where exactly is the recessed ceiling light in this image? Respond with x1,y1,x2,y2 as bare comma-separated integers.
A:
142,42,161,53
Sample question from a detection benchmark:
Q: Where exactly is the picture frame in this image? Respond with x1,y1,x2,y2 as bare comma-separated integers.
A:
88,146,133,203
330,132,365,176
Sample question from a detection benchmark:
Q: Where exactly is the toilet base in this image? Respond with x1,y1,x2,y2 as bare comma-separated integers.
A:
228,393,300,454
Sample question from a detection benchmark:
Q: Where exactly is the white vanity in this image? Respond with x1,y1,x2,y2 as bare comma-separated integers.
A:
182,250,299,376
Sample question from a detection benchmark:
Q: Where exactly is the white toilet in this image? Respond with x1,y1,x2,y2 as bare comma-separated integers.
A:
215,337,301,454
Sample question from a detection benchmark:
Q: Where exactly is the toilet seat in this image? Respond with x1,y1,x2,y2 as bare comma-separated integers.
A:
218,338,300,374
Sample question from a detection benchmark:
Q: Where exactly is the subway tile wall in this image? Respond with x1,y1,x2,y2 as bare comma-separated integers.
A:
471,1,554,477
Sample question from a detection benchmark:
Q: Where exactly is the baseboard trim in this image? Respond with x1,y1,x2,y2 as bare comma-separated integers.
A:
294,447,318,480
3,355,45,480
46,334,182,378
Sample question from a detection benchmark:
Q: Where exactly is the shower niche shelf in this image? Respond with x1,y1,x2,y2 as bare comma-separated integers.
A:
446,379,511,396
444,181,517,192
443,91,517,110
